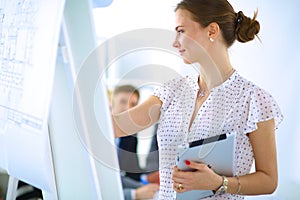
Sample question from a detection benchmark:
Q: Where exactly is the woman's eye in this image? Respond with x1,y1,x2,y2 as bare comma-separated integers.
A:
177,29,184,34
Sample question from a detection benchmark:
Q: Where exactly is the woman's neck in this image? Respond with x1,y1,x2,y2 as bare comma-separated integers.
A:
200,66,234,90
198,48,234,90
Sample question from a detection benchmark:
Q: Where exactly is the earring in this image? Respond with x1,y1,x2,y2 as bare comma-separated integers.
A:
209,37,214,42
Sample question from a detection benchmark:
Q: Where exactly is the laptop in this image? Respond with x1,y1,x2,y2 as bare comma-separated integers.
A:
176,132,236,200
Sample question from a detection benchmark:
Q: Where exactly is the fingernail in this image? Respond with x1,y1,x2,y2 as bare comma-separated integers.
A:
185,160,190,165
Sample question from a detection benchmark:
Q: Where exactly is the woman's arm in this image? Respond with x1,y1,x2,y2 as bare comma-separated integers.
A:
229,118,278,194
113,95,162,138
172,119,278,195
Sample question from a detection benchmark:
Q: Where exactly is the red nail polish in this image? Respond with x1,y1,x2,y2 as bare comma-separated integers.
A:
185,160,190,165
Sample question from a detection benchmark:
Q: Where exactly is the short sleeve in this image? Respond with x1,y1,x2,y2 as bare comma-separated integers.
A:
245,87,283,133
152,76,184,113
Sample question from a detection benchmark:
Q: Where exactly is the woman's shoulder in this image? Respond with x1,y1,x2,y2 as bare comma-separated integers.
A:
234,72,271,97
152,74,198,111
165,74,194,87
155,74,197,93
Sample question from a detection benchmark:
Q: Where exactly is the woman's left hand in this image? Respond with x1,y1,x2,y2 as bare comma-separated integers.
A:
172,160,222,193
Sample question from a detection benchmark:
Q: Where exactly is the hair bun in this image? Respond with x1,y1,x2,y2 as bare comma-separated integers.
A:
235,10,260,43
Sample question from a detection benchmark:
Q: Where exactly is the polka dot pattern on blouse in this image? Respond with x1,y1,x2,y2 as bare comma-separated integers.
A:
152,71,283,200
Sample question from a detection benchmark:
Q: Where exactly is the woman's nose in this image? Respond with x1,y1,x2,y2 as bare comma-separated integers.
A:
173,40,179,48
173,35,180,48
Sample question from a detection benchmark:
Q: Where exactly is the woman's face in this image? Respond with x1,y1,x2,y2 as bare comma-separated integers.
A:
173,9,209,64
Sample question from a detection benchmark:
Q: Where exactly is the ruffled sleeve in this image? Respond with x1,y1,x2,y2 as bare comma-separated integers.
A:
245,87,283,133
152,76,185,113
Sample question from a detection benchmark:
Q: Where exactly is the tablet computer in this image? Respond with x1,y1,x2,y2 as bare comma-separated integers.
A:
176,132,236,200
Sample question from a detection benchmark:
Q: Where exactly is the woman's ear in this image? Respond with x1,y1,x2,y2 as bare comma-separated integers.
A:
207,22,220,41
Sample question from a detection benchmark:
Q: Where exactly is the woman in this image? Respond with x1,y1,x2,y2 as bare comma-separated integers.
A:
113,0,283,199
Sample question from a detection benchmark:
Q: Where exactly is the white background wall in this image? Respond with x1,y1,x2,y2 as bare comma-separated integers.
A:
92,0,300,199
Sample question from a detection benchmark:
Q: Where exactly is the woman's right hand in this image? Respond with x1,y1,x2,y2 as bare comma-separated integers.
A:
172,161,223,192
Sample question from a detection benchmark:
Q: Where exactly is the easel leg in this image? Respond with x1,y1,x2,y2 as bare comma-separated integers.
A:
6,176,18,200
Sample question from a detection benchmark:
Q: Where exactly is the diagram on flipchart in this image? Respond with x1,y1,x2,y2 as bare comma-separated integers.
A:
0,0,57,133
0,0,64,192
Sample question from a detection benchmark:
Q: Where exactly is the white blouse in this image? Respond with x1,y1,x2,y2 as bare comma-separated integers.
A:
152,71,283,200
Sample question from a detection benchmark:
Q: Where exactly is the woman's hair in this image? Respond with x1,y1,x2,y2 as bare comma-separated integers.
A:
175,0,260,47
